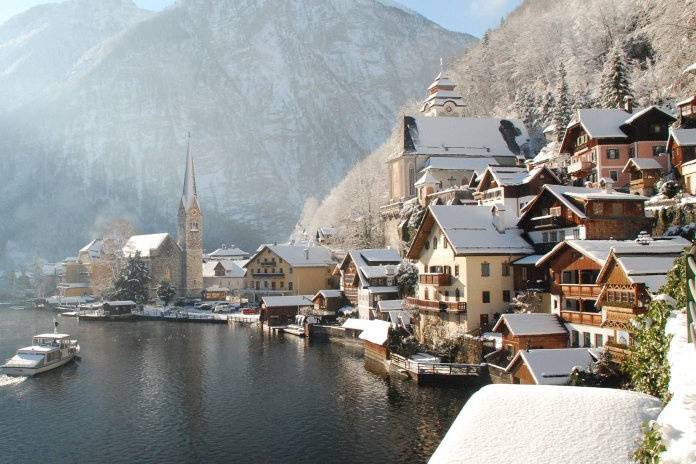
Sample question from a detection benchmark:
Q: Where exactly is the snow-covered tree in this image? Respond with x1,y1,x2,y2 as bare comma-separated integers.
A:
552,63,572,141
599,48,633,109
514,87,540,132
540,91,556,128
572,85,593,110
110,253,151,304
157,280,176,307
395,262,418,297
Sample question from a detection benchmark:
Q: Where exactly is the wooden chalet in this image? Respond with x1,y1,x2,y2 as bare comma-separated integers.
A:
201,286,227,301
516,184,650,254
594,234,690,362
506,348,595,385
668,95,696,193
311,289,346,315
260,295,313,327
492,313,568,357
559,104,675,187
474,165,560,217
622,157,663,196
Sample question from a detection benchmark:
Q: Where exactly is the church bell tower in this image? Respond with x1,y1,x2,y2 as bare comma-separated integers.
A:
178,134,203,298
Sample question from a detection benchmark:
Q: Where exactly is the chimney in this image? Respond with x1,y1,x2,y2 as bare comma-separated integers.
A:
624,95,634,113
492,206,506,233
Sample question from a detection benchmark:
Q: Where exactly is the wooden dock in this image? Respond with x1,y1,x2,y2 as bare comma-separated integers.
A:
390,353,485,385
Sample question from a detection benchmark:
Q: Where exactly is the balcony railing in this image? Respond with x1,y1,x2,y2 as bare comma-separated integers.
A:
605,341,630,363
251,271,285,277
558,284,601,298
568,160,595,176
560,310,602,326
419,273,451,286
405,297,466,312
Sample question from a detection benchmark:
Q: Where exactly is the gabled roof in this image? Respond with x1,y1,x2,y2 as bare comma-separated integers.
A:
313,289,343,300
247,245,335,268
414,170,439,187
203,260,246,278
261,295,313,308
207,246,249,258
421,156,506,173
476,165,560,192
622,157,663,173
377,300,404,311
79,239,104,260
358,319,392,346
123,233,175,258
407,205,533,258
668,127,696,148
402,115,529,158
507,348,595,385
492,313,566,337
337,249,401,289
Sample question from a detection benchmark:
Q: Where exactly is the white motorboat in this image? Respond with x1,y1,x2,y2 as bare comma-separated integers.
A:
2,332,80,377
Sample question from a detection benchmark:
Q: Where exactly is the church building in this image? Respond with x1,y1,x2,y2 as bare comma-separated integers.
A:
122,138,204,299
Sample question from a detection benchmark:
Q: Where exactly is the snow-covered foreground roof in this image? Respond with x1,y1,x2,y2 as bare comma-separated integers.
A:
429,384,662,464
493,313,566,336
358,319,391,345
342,318,373,331
510,348,594,385
658,311,696,464
377,299,403,311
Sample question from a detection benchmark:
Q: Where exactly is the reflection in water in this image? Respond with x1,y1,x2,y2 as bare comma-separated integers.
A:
0,310,474,464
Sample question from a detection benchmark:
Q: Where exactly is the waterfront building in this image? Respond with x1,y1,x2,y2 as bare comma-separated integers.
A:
505,348,595,385
334,249,401,319
260,295,313,327
405,204,533,343
491,313,568,357
311,289,346,316
559,101,675,187
243,245,337,298
122,233,183,299
202,260,246,294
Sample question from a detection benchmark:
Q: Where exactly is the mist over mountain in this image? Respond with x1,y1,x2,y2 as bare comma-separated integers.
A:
0,0,474,264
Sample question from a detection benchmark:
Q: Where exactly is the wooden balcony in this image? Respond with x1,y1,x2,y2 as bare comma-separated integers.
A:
559,284,601,298
568,160,595,176
419,273,451,286
251,271,284,277
605,341,630,364
405,297,466,312
560,310,602,326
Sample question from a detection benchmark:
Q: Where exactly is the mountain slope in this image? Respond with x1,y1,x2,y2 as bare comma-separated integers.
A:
0,0,474,263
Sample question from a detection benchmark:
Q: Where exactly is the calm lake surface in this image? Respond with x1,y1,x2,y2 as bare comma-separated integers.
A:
0,308,473,464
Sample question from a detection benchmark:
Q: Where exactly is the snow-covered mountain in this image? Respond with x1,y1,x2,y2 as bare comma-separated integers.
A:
0,0,474,262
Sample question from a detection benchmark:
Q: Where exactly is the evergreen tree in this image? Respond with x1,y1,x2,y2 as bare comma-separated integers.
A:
514,88,540,132
111,253,151,304
157,280,177,307
572,86,592,110
395,262,418,297
540,91,556,128
552,63,572,141
599,49,633,109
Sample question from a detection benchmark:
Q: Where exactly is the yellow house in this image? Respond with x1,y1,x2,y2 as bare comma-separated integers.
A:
406,205,534,344
243,245,337,298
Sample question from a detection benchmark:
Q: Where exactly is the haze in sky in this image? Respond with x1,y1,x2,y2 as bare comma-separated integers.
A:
0,0,522,37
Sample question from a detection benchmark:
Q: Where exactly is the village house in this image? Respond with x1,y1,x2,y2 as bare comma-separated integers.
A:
473,165,561,217
334,248,401,319
311,289,345,317
667,94,696,194
57,257,91,297
204,245,250,261
621,157,664,196
535,235,688,349
491,313,568,357
380,67,530,249
202,259,246,294
516,184,650,254
505,348,595,385
259,295,314,327
559,101,675,187
406,204,534,343
594,234,689,361
243,244,337,299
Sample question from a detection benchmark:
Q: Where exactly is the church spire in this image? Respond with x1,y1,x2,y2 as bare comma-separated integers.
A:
181,132,198,211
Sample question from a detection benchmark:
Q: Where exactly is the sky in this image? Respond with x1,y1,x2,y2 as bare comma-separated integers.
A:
0,0,522,37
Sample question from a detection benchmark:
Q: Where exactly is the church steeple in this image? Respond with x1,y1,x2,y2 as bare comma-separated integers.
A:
181,132,199,212
421,59,465,117
177,133,203,298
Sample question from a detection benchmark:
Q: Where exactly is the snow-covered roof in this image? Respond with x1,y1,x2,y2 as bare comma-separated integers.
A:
387,310,413,326
202,261,220,277
423,205,534,255
377,299,403,311
359,249,400,263
622,157,663,173
421,156,503,173
207,246,249,258
342,318,373,331
574,108,631,138
261,295,313,308
79,239,104,260
479,165,560,191
103,301,136,306
492,313,566,337
669,128,696,147
313,289,343,299
251,245,335,268
623,105,673,125
122,233,172,258
367,286,399,294
358,319,391,346
339,249,401,289
537,237,688,268
511,255,543,266
427,72,456,91
414,170,439,187
510,348,595,385
429,384,662,464
404,116,528,157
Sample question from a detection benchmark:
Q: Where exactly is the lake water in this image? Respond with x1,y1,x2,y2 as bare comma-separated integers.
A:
0,309,473,464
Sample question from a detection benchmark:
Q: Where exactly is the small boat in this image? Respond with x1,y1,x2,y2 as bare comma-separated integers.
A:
2,332,80,377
